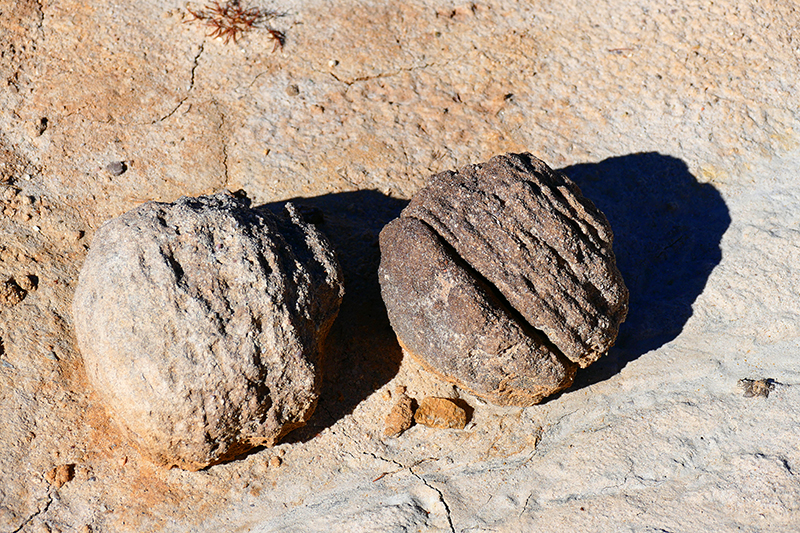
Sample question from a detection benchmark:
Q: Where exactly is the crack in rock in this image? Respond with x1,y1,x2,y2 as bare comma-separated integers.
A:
364,450,456,532
326,61,440,86
408,465,456,533
11,493,53,533
154,42,205,123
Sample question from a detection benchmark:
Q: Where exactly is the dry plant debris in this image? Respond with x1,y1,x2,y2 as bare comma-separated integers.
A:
738,378,776,398
186,0,285,49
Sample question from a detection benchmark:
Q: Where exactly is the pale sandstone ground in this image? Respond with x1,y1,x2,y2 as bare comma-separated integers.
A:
1,0,799,532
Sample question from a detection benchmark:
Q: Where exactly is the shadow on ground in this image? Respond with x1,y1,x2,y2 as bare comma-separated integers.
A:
264,190,409,443
267,152,730,439
560,153,731,389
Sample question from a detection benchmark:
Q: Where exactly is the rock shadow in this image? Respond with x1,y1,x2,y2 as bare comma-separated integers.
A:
262,152,729,433
559,153,731,389
261,190,409,443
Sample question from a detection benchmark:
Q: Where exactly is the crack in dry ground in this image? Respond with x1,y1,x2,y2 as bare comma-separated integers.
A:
10,493,53,533
155,42,206,124
322,60,447,86
408,465,456,533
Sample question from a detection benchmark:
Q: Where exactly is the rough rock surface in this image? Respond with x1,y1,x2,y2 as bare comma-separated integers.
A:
413,397,467,430
1,0,799,531
402,153,629,367
379,153,626,406
379,213,577,406
72,191,344,470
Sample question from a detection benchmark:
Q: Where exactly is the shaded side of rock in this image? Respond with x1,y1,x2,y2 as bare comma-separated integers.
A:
402,153,628,367
378,216,576,407
72,191,344,470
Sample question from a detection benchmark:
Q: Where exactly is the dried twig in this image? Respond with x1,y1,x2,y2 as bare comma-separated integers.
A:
186,0,285,49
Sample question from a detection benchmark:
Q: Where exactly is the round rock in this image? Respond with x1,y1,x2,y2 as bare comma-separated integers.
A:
73,191,344,470
378,153,628,406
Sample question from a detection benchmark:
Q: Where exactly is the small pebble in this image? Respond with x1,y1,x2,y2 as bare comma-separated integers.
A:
414,397,467,430
66,229,84,242
384,392,415,437
0,278,26,307
285,84,300,97
17,274,37,292
106,161,127,176
269,456,282,468
739,378,776,398
45,463,76,488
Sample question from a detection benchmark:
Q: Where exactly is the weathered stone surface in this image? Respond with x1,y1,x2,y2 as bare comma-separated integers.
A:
413,397,467,430
379,215,576,406
402,153,628,368
384,390,415,437
1,0,797,531
379,153,626,406
72,191,344,470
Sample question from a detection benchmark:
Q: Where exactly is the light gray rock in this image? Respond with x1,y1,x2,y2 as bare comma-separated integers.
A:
72,191,344,470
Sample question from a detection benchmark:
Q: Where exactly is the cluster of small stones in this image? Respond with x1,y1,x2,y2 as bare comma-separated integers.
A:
384,389,467,437
378,153,628,407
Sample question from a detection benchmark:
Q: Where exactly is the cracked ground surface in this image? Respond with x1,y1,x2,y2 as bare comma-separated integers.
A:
2,0,800,531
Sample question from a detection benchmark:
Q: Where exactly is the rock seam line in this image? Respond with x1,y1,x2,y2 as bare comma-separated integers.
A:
154,42,205,124
10,493,53,533
406,215,573,366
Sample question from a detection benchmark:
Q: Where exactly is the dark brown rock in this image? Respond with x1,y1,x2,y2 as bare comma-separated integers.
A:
402,153,628,367
379,153,627,406
379,216,576,406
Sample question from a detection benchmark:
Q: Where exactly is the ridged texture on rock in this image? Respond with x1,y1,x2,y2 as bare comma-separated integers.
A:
72,191,344,470
402,153,628,367
379,153,627,406
379,217,576,406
